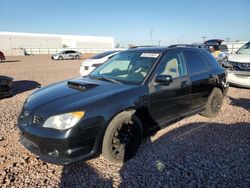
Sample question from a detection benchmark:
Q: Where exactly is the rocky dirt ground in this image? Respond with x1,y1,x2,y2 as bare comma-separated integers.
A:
0,55,249,187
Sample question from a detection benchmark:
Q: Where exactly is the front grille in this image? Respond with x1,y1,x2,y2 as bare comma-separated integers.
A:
238,62,250,70
230,61,250,70
84,66,89,70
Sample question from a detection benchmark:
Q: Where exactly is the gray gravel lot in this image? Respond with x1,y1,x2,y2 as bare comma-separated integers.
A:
0,55,249,187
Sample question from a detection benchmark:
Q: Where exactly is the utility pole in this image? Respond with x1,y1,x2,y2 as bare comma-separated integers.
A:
158,40,161,46
225,38,231,42
150,28,154,44
202,36,207,43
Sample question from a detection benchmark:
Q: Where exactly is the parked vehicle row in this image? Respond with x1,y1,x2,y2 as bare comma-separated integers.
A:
18,46,228,165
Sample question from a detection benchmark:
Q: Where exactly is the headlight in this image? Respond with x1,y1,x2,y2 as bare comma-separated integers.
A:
43,111,85,130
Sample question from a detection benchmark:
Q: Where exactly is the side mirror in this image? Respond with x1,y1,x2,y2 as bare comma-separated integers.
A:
155,75,173,85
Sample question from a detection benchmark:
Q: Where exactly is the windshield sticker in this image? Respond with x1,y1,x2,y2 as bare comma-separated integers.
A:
141,53,159,58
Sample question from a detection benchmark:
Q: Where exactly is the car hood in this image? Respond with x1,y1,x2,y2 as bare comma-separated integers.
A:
228,54,250,63
24,77,137,115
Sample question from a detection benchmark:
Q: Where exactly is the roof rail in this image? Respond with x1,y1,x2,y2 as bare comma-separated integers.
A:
168,44,204,48
129,45,159,49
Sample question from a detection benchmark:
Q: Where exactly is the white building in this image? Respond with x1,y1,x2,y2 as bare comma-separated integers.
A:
0,32,115,55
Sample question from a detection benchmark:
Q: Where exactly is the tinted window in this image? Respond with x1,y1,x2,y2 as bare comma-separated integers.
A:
201,50,220,68
90,51,118,59
157,52,187,78
200,49,220,69
184,51,208,74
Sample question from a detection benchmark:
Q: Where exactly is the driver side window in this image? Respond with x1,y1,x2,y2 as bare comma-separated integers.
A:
157,52,187,79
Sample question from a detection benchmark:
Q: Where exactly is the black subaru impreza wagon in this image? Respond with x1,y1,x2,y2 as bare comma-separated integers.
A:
18,46,228,164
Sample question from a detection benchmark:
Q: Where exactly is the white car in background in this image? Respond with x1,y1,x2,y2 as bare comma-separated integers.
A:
80,50,120,76
52,50,82,60
222,41,250,88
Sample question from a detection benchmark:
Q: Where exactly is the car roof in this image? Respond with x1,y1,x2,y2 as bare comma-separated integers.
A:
123,46,204,54
125,46,168,53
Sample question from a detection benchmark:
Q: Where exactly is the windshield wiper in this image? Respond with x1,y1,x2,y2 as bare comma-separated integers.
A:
89,75,122,84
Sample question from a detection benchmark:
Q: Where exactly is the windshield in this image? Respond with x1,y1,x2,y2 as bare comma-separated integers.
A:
237,42,250,55
90,51,118,59
89,52,160,85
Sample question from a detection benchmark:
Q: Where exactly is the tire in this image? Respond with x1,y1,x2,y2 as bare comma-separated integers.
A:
75,55,80,60
58,56,63,60
201,88,223,118
102,111,143,163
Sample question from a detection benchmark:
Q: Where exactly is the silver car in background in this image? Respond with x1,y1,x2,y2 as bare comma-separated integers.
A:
222,41,250,88
52,50,82,60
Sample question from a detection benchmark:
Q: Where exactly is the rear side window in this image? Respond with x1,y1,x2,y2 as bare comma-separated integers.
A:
200,49,221,69
184,51,209,75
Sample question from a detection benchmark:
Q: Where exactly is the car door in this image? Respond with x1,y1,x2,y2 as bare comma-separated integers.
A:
149,51,191,125
69,50,76,59
182,50,214,110
63,51,71,59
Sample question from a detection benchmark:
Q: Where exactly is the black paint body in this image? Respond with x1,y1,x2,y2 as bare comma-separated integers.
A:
18,47,228,164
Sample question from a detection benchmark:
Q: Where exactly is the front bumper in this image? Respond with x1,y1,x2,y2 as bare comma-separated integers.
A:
18,118,103,165
51,56,59,60
227,70,250,88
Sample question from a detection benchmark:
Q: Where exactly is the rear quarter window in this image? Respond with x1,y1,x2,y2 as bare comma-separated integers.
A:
183,51,209,75
200,49,221,69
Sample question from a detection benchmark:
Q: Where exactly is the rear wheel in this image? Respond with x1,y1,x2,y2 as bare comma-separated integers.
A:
102,111,143,163
201,88,223,118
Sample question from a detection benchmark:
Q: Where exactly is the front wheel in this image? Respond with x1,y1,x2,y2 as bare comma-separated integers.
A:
75,55,80,60
58,56,63,60
102,111,143,163
201,88,223,118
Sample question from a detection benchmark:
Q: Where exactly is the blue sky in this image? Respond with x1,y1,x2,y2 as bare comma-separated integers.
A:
0,0,249,47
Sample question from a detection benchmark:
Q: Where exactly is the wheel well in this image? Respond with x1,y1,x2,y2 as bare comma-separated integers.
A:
133,107,157,134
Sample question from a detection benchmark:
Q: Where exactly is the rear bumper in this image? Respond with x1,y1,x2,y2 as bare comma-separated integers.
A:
18,118,103,165
227,70,250,88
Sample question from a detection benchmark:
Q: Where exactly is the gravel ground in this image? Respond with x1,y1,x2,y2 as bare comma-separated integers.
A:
0,55,249,187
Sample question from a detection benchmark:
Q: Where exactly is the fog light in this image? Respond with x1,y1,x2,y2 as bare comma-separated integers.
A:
48,150,59,157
